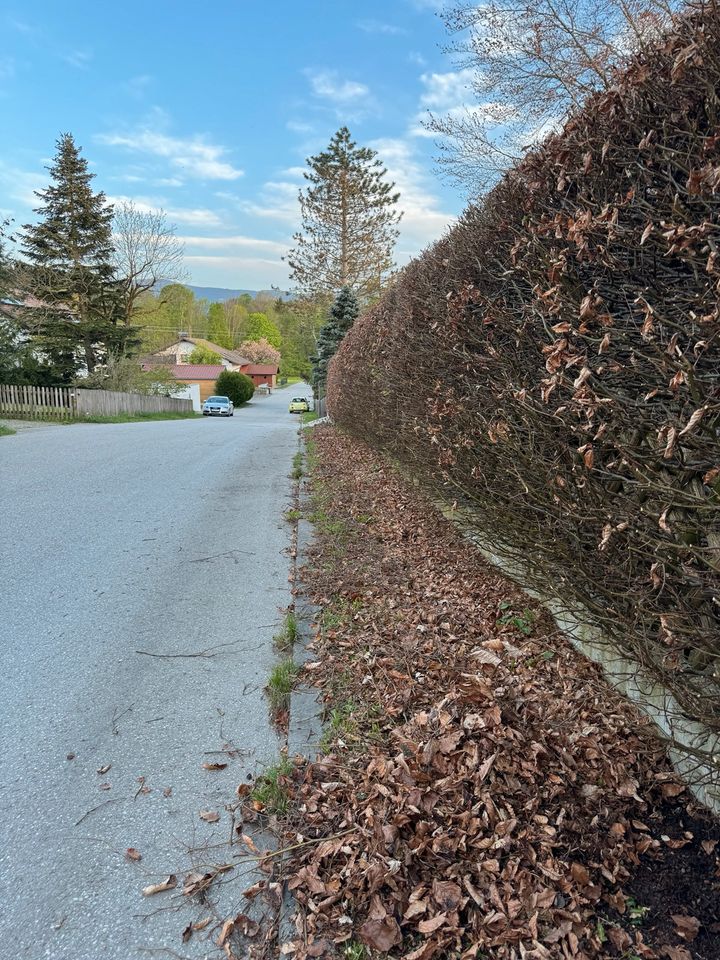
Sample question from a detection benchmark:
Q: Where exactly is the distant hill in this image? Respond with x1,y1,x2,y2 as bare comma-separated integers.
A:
157,281,291,303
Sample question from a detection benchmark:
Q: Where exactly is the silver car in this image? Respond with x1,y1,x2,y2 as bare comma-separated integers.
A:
202,395,234,417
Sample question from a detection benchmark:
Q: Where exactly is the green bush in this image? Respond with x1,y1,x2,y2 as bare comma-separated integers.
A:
215,369,254,406
188,345,222,364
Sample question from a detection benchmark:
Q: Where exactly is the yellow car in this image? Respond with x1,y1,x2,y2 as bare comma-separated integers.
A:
289,397,310,413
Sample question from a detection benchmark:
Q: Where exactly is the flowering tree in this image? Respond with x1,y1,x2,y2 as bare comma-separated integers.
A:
239,338,281,366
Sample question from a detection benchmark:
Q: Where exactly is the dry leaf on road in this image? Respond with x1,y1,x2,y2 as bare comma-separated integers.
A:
142,874,177,896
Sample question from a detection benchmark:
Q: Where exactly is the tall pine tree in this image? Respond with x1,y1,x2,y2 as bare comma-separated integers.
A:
287,128,402,302
312,286,359,393
21,133,137,380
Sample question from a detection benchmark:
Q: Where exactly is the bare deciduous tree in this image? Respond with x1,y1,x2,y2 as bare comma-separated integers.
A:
426,0,678,195
112,201,186,322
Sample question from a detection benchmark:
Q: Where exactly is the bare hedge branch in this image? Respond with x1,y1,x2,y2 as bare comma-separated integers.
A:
328,2,720,762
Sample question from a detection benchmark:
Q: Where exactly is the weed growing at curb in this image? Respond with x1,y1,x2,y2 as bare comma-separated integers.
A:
274,611,298,652
319,701,358,753
291,450,304,480
266,659,299,713
343,943,370,960
284,508,301,523
250,755,294,815
0,425,16,436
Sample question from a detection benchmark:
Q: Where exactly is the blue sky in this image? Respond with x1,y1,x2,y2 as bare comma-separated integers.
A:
0,1,473,290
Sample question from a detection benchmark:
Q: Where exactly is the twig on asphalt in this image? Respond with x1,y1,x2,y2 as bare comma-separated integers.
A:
111,703,133,735
187,549,255,564
136,947,192,960
135,641,242,660
232,827,358,863
74,798,121,826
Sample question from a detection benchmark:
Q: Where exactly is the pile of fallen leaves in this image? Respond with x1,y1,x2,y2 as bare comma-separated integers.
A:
280,427,719,960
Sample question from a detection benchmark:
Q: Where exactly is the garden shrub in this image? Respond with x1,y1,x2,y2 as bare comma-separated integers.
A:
215,370,255,406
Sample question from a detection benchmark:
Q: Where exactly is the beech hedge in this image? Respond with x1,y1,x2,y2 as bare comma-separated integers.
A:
327,5,720,745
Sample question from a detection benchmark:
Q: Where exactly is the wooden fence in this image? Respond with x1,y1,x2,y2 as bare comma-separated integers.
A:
0,384,75,420
75,390,192,417
0,384,193,421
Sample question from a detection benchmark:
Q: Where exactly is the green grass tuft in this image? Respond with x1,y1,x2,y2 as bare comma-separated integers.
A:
250,755,294,815
0,425,17,436
291,450,304,480
343,943,370,960
266,659,300,712
274,611,298,652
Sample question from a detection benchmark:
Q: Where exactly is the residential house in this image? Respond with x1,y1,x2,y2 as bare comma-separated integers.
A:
141,363,225,403
144,336,278,392
150,336,249,371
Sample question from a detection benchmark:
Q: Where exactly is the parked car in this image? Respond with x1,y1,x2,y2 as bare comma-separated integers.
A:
289,397,310,413
202,396,234,417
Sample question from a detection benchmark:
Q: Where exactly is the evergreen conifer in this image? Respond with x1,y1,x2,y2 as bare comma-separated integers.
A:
312,286,359,393
21,133,138,380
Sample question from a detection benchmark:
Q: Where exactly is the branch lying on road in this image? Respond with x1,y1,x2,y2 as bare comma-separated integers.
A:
135,641,242,660
74,798,121,827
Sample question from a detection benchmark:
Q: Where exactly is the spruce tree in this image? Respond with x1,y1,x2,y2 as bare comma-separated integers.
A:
312,286,359,393
21,133,137,379
287,128,402,301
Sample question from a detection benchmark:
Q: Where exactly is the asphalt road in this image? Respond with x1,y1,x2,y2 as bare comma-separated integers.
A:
0,389,310,959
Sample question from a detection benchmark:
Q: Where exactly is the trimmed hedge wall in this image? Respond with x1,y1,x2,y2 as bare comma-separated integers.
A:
328,6,720,750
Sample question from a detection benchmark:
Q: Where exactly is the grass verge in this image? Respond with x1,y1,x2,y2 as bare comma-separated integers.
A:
75,411,201,424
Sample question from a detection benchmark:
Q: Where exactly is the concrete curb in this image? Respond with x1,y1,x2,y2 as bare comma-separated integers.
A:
278,434,325,945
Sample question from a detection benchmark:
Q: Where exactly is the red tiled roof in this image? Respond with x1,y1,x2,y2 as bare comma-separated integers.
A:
142,362,224,379
243,364,279,375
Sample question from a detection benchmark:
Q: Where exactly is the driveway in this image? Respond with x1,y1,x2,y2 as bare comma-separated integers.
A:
0,389,311,959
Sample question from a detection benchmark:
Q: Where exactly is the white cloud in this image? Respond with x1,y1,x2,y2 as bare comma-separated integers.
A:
7,17,34,33
106,194,222,227
96,126,244,181
64,49,93,69
0,57,15,81
183,255,290,290
371,137,456,256
231,180,300,224
124,74,152,98
407,0,445,9
305,69,370,103
419,67,476,110
0,162,46,207
179,235,288,255
286,120,314,134
409,67,484,138
356,19,407,35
